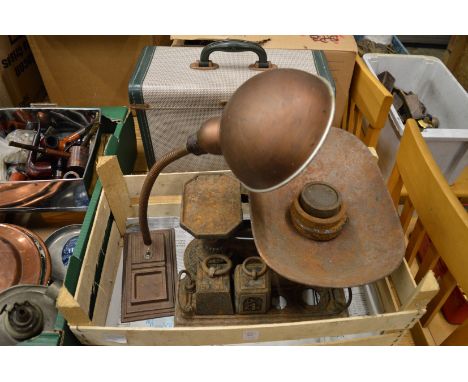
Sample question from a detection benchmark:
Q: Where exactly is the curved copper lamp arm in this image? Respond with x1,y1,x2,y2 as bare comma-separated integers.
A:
139,147,190,247
139,117,222,250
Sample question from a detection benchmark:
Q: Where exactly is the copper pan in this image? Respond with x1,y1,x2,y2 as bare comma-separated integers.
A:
0,224,48,293
11,224,52,285
249,128,406,288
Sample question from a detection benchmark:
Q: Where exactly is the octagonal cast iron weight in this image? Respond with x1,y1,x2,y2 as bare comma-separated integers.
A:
180,174,243,239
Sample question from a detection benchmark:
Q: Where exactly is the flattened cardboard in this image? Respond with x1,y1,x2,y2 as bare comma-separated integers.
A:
171,35,357,127
27,36,170,107
0,36,46,106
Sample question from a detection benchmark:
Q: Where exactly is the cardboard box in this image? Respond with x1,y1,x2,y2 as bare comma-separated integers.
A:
171,35,357,126
0,36,46,106
27,36,171,107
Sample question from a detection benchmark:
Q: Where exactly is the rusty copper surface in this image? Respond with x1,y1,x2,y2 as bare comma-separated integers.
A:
194,255,234,315
234,257,271,314
180,174,242,239
219,68,335,192
0,224,44,293
176,271,348,326
183,238,259,277
290,197,348,241
249,127,405,288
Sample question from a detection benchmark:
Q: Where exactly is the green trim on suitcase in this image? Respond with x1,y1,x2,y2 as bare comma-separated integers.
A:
312,50,336,95
129,46,157,166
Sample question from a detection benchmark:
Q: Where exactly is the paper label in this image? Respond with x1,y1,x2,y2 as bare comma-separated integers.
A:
104,335,128,344
243,330,260,341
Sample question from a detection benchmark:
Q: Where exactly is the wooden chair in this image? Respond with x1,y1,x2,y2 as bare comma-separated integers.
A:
442,319,468,345
451,165,468,204
341,56,393,148
387,119,468,344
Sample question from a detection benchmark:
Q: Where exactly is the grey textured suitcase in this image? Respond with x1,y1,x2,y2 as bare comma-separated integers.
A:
129,40,334,172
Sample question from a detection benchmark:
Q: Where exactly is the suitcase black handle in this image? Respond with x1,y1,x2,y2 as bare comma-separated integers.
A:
190,40,277,71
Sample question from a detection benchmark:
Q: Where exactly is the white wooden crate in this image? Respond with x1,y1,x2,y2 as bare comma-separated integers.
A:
57,156,439,345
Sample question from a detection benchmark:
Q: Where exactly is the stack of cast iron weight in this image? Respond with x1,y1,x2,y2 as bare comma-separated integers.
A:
4,109,97,182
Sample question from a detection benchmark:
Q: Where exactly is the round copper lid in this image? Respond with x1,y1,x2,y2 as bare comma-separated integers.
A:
0,224,50,293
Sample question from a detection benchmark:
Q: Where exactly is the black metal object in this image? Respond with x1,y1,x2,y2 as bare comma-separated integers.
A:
197,40,271,68
377,71,395,93
377,71,439,130
6,302,44,341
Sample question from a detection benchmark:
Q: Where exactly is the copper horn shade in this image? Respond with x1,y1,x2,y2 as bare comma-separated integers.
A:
195,69,335,192
221,68,334,192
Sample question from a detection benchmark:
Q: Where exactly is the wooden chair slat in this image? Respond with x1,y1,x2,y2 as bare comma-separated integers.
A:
405,218,426,267
341,56,393,148
388,119,468,341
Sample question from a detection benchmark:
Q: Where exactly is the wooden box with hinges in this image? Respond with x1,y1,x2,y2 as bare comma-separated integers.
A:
56,154,440,345
128,40,335,172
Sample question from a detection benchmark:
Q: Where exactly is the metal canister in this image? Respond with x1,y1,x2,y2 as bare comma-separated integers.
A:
66,145,89,176
0,284,59,345
234,256,271,314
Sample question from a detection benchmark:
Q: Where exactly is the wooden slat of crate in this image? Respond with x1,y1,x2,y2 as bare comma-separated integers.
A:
70,311,417,346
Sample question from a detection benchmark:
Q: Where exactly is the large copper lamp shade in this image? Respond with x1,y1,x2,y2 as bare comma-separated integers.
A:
219,68,335,192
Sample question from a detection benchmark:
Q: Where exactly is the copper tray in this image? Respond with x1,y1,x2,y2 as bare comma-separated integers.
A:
12,224,52,285
0,181,63,208
249,128,405,288
0,224,51,293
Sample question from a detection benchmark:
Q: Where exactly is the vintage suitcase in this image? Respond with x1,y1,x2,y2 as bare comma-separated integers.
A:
129,40,335,171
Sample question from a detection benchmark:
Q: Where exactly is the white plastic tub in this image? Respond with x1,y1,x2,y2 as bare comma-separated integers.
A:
363,54,468,183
